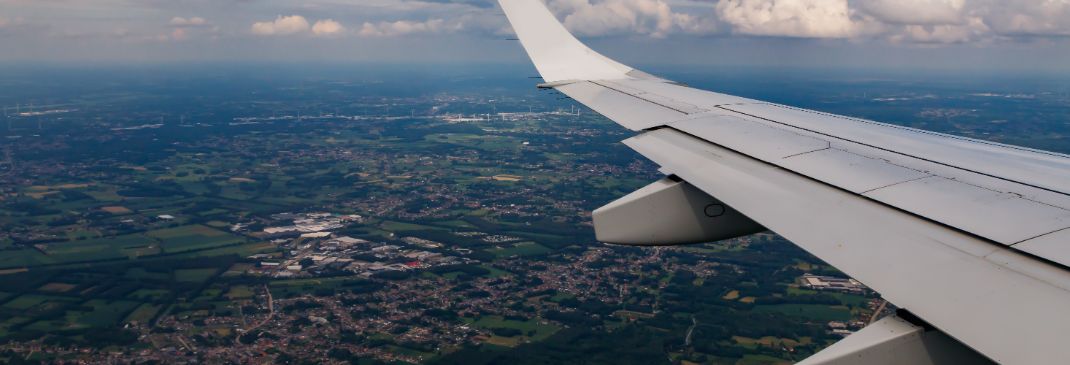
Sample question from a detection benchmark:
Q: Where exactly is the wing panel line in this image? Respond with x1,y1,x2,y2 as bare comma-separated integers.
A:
715,105,1070,197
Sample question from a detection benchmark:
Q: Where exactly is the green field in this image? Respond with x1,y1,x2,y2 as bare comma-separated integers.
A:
425,133,523,153
225,285,255,299
827,293,869,308
466,315,560,342
166,241,276,259
434,220,477,229
70,299,142,327
738,354,792,365
481,265,512,278
15,299,140,332
2,294,75,310
127,289,172,301
148,225,246,253
0,234,154,268
380,220,446,232
752,304,852,322
0,225,247,269
175,268,218,282
386,344,436,359
785,288,869,308
488,242,551,258
269,277,376,298
125,267,171,280
125,303,163,324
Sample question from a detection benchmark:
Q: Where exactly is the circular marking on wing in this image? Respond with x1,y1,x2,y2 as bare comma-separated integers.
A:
704,204,726,218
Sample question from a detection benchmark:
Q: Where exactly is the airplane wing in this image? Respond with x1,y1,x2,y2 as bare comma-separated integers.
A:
498,1,1070,364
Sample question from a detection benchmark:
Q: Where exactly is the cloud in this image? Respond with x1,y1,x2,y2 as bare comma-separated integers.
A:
0,16,25,30
854,0,966,26
251,15,351,37
705,0,1070,43
892,18,988,44
2,0,1068,62
169,16,208,27
982,1,1070,37
158,16,217,42
548,0,715,38
251,15,311,36
851,0,1070,43
715,0,855,38
312,19,346,36
170,28,189,41
358,19,449,37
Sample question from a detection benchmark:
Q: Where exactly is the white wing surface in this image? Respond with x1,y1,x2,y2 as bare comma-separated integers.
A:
498,1,1070,364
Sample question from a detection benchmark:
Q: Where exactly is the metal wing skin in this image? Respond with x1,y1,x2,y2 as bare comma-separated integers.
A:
498,1,1070,364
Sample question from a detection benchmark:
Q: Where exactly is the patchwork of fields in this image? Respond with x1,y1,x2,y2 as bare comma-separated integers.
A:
0,225,247,269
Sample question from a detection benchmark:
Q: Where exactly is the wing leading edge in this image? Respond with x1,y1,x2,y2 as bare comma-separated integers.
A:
498,1,1070,364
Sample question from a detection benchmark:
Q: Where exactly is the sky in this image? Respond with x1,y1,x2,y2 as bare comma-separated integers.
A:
1,0,1068,72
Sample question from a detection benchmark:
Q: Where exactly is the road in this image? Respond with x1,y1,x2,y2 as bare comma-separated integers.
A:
868,299,889,324
235,284,274,345
685,316,698,346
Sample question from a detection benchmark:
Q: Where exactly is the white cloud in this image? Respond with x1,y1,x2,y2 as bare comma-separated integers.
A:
715,0,855,38
705,0,1070,43
250,15,352,37
169,16,208,27
854,0,966,26
358,19,448,37
312,19,346,36
982,0,1070,37
251,15,311,36
891,17,989,43
548,0,715,38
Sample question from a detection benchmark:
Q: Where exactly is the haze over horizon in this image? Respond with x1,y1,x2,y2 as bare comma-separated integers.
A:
1,0,1069,73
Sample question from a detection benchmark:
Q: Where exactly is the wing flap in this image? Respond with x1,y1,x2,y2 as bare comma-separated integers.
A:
1011,228,1070,267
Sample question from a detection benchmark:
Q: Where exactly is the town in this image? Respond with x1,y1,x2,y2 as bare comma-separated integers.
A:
0,76,893,364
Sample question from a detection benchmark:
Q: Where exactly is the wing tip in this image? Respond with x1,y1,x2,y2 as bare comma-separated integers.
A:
498,0,634,82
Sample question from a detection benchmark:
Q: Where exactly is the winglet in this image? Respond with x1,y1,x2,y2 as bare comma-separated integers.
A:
498,0,635,82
